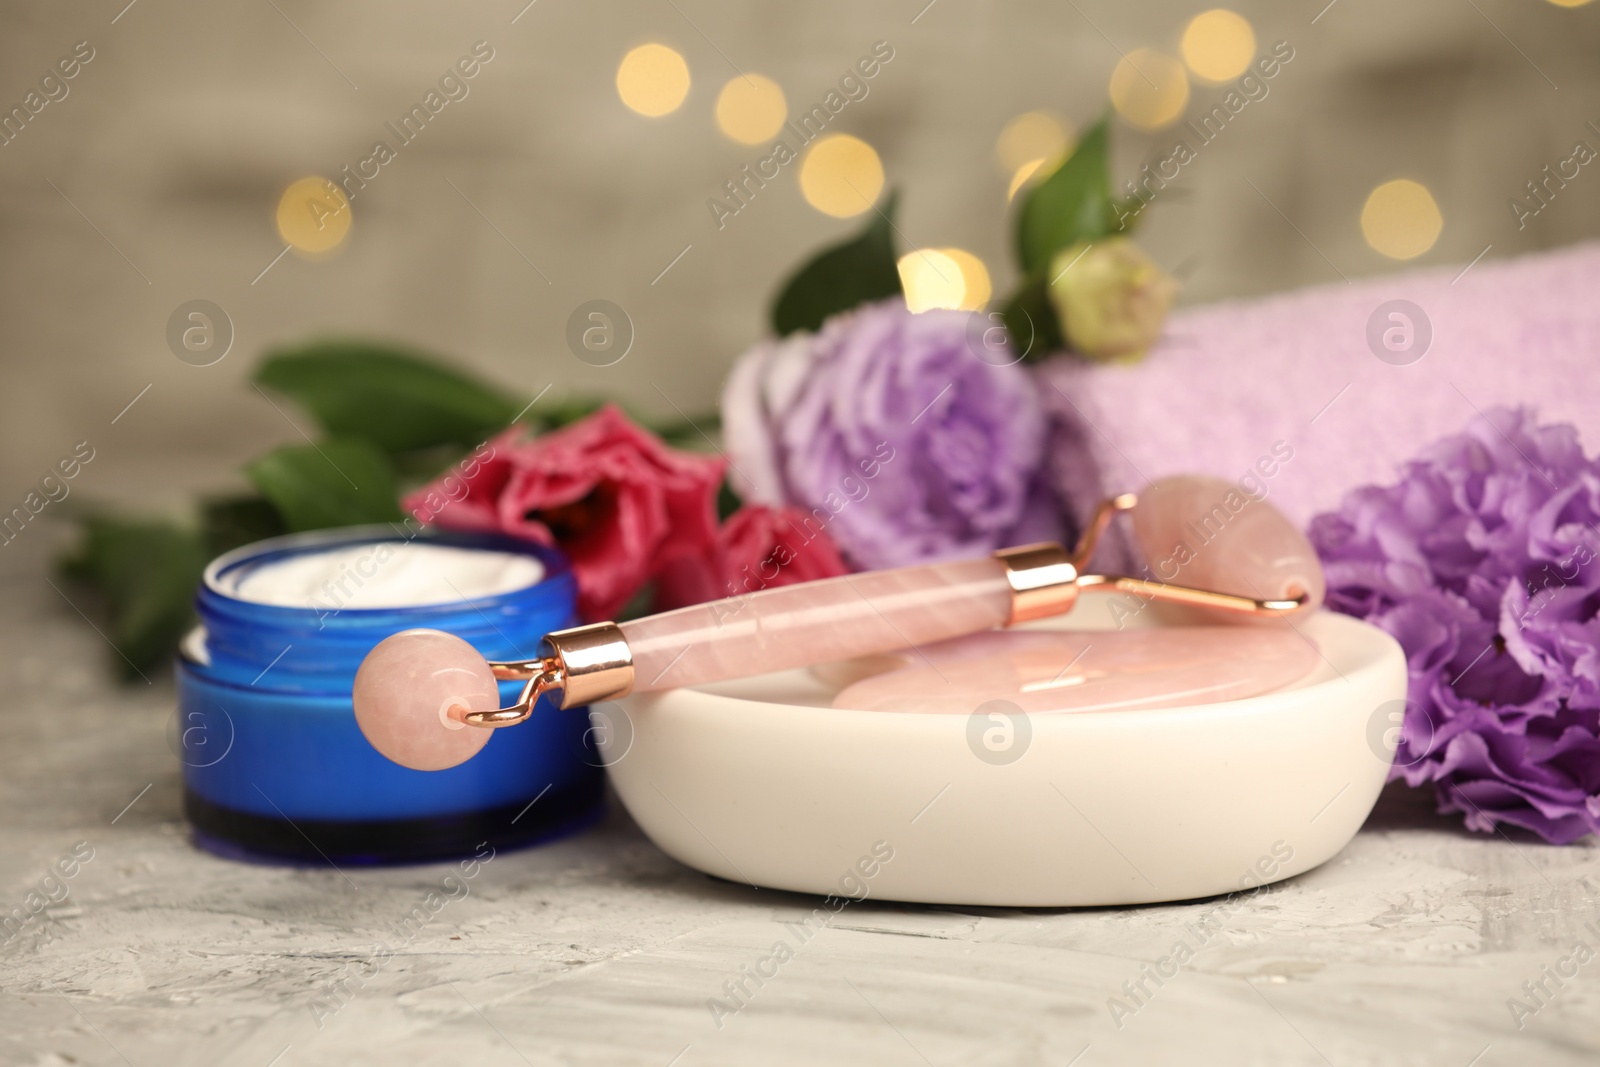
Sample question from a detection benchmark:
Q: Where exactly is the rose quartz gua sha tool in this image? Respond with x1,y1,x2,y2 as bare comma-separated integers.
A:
351,474,1325,770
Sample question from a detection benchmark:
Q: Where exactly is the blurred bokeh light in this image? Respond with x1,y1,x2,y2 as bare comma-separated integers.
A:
616,43,690,117
1361,179,1444,260
715,74,787,144
898,250,965,313
799,134,884,218
275,177,351,255
1110,49,1190,131
941,248,992,310
997,110,1072,202
1007,159,1047,201
1181,9,1256,84
996,110,1071,174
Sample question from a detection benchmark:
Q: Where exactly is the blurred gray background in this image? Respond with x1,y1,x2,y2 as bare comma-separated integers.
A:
3,0,1598,516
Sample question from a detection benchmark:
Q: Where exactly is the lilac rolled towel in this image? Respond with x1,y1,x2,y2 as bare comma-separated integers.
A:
1036,241,1600,526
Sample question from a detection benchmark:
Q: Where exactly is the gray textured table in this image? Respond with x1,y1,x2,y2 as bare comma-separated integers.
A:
3,533,1599,1067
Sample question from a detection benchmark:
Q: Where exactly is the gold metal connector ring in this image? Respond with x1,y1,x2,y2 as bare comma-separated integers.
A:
454,622,636,728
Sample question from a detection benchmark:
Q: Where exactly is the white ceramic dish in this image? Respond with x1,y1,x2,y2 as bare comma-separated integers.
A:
603,601,1406,906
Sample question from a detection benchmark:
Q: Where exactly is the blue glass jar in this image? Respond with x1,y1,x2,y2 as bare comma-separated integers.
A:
176,526,603,865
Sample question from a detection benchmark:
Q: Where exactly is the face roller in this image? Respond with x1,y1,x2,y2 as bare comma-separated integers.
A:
351,475,1326,770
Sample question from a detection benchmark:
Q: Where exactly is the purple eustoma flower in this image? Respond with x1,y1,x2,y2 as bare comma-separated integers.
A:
722,298,1061,570
1310,406,1600,843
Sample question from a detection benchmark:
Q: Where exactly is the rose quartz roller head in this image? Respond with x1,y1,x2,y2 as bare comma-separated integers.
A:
351,629,502,771
351,478,1324,770
1126,474,1325,618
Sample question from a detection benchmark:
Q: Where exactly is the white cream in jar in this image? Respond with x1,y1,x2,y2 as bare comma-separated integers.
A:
223,541,546,609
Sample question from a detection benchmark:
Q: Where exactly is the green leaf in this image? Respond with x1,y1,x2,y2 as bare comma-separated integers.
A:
254,340,521,455
615,580,659,622
770,189,903,336
653,410,721,448
58,516,208,680
999,275,1066,364
200,494,288,558
1015,115,1116,274
390,443,480,482
514,395,719,448
716,477,742,522
536,396,610,431
245,438,404,532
